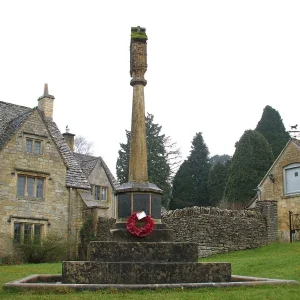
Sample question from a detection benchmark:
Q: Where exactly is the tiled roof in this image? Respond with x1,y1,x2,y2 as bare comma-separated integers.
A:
74,153,120,191
0,101,32,150
0,101,90,190
41,114,90,189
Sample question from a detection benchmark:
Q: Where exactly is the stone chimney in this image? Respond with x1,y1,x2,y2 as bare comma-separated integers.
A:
38,83,55,119
63,126,75,152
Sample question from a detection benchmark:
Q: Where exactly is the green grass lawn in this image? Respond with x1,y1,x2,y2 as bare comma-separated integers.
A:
0,242,299,300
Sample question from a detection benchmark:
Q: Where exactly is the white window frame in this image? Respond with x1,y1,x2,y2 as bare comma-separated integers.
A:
283,163,300,195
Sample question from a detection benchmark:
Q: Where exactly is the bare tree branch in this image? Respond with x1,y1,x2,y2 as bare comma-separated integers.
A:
74,135,94,155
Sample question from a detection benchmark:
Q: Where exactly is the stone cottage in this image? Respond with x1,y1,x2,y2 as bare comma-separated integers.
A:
0,84,118,259
253,138,300,241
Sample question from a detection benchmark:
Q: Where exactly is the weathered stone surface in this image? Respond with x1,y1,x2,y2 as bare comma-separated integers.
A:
109,228,174,242
162,203,278,257
88,241,198,262
116,182,162,193
62,261,231,284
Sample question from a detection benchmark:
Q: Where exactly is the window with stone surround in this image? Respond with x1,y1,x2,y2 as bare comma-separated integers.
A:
17,175,45,199
284,163,300,195
25,138,42,154
90,185,108,201
13,222,43,244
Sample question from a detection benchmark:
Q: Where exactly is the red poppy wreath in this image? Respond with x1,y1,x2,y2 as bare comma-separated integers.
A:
126,212,155,237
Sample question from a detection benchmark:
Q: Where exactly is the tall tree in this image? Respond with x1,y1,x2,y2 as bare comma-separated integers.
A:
207,160,231,206
116,130,131,184
116,113,180,208
169,160,194,209
255,105,290,158
224,130,274,208
209,154,232,166
170,132,211,209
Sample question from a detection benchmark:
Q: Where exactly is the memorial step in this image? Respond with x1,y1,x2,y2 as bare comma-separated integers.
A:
62,261,231,284
88,241,198,262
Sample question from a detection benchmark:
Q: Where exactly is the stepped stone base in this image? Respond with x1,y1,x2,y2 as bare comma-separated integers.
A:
110,228,174,242
88,241,198,262
62,261,231,284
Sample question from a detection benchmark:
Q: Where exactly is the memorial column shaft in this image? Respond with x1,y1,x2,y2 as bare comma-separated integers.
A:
129,84,148,182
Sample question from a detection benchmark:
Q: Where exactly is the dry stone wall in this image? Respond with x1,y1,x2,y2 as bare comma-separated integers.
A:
92,201,277,258
162,201,277,257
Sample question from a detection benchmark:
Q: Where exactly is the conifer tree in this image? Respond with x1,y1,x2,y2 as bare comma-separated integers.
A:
209,154,231,166
116,113,180,208
207,160,231,206
169,160,194,209
224,130,274,208
170,132,211,209
256,105,290,158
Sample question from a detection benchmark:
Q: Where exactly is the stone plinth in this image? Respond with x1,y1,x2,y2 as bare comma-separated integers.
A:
88,241,198,262
116,182,162,222
62,261,231,284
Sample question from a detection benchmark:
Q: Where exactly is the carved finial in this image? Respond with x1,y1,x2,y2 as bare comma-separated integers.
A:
44,83,49,96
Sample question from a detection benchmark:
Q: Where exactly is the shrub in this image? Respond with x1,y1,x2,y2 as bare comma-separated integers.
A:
0,255,23,265
17,231,67,263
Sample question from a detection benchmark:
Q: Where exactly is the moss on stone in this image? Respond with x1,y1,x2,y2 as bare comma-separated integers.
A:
131,31,147,40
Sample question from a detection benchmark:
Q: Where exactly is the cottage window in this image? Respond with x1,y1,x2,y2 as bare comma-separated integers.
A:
13,223,43,244
17,175,45,199
91,185,108,201
284,163,300,195
26,138,41,154
13,223,22,243
95,186,100,200
101,187,107,201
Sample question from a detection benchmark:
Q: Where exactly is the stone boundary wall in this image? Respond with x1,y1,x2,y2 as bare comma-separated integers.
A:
161,201,277,257
92,201,277,258
255,200,278,243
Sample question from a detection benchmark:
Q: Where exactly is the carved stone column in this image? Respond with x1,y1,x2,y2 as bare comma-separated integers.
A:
129,26,148,183
115,27,162,224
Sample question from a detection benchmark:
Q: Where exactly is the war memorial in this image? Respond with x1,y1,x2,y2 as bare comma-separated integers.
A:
4,27,297,291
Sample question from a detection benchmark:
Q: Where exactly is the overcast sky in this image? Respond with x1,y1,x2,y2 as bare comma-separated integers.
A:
1,1,299,177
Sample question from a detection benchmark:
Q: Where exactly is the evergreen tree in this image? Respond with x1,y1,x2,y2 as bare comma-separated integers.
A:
255,105,290,158
116,130,130,184
224,130,274,208
170,132,211,209
209,154,232,166
207,160,231,206
169,160,194,209
116,113,180,208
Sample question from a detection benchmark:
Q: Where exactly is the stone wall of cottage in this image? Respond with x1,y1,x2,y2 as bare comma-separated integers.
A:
88,160,116,219
260,141,300,241
161,201,277,257
0,111,79,258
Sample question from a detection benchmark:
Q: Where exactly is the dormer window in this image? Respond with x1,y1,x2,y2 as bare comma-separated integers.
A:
101,187,107,201
91,185,108,201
